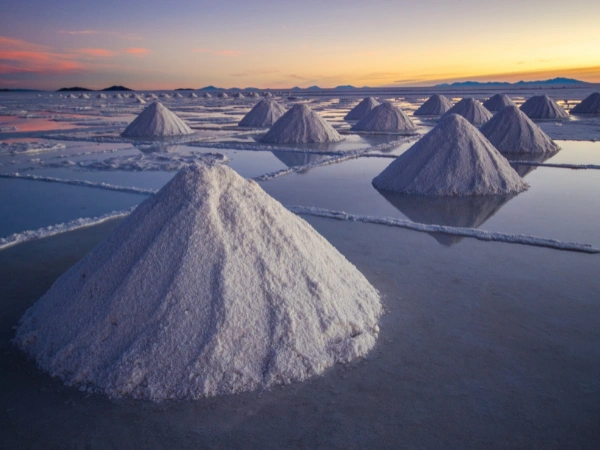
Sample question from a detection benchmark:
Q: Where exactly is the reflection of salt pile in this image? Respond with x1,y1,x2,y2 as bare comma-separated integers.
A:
344,97,380,120
239,99,287,127
520,95,568,119
15,164,381,400
271,151,330,171
372,114,528,196
262,104,343,144
483,94,515,112
571,92,600,115
480,105,560,154
352,102,417,133
414,94,453,116
442,98,492,125
121,102,194,137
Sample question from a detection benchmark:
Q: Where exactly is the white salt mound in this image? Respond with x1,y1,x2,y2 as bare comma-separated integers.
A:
232,92,244,98
263,92,273,97
483,94,515,112
442,98,492,126
174,93,183,98
262,104,343,144
480,105,559,154
372,114,528,196
352,102,417,133
520,95,568,119
14,164,381,400
201,93,210,98
97,94,107,99
217,92,229,98
189,93,198,98
239,99,287,127
571,92,600,115
414,94,453,116
344,97,380,120
121,102,194,137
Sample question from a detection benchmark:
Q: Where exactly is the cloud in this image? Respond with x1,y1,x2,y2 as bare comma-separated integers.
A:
229,69,279,77
192,48,241,57
58,30,142,40
124,47,151,57
393,79,420,84
287,74,308,80
76,48,114,57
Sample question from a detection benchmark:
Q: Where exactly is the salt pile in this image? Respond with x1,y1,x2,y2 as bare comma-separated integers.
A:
414,94,453,116
372,114,528,196
121,102,194,137
134,96,146,104
113,94,122,99
263,92,273,97
239,99,287,127
248,92,259,98
189,93,198,98
571,92,600,115
79,94,90,99
352,102,417,133
483,94,515,112
520,95,569,119
262,104,343,144
217,92,229,98
232,92,244,98
344,97,380,120
97,93,107,99
480,105,559,154
67,94,76,99
14,164,381,400
442,98,492,125
202,93,210,98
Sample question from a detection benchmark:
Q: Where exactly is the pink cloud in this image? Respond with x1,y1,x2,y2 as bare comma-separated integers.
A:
76,48,114,57
58,30,142,40
124,47,151,57
193,48,241,57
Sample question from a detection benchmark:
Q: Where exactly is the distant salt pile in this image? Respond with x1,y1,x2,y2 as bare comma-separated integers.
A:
442,98,492,125
414,94,453,116
239,99,287,127
344,97,380,120
483,94,515,112
134,96,146,104
232,92,244,98
146,93,158,99
113,94,122,99
14,164,381,400
372,114,528,196
97,93,107,99
248,92,259,98
352,102,417,133
79,94,90,99
217,92,229,98
263,92,273,97
480,105,559,154
202,93,210,98
67,94,76,99
121,102,194,137
189,92,198,98
520,95,568,119
173,93,183,98
159,93,171,99
262,104,343,144
571,92,600,115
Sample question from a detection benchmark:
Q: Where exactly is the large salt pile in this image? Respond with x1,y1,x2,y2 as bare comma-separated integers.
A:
520,95,568,119
352,102,417,133
344,97,380,120
414,94,453,116
121,102,194,137
14,164,381,400
262,104,343,144
442,98,492,125
239,99,287,127
372,114,528,196
483,94,515,112
480,105,559,154
571,92,600,115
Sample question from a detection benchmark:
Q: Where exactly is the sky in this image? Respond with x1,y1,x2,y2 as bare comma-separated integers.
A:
1,0,599,90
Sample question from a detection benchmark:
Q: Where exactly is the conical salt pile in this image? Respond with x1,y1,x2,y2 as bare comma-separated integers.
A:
520,95,568,119
134,96,146,104
480,105,559,154
352,102,417,133
442,98,492,126
232,92,244,98
67,94,76,99
344,97,380,120
263,92,273,97
79,94,90,99
248,92,259,98
173,93,183,98
97,93,107,99
121,102,194,137
372,114,528,196
14,164,381,400
239,99,287,127
202,93,210,98
414,94,453,116
217,92,229,98
262,104,343,144
571,92,600,115
483,94,515,112
189,93,198,98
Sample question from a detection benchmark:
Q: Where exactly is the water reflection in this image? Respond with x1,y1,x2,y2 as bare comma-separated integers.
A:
377,190,515,246
133,143,182,154
507,152,556,178
271,151,331,173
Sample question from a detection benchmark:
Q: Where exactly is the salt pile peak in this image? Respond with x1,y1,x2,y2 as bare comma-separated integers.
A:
483,94,515,112
372,114,528,196
352,102,417,133
344,97,380,120
14,164,381,401
571,92,600,115
480,105,560,154
414,94,453,116
262,104,343,144
520,95,569,119
239,99,287,127
442,98,492,126
121,102,194,137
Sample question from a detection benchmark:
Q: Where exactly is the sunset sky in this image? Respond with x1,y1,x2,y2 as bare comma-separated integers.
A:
1,0,599,90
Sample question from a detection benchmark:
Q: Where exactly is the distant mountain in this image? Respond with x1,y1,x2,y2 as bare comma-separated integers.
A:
334,85,356,90
0,88,43,92
306,86,321,91
243,87,259,91
436,77,587,88
102,85,133,91
200,86,219,91
175,88,194,91
57,87,93,92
